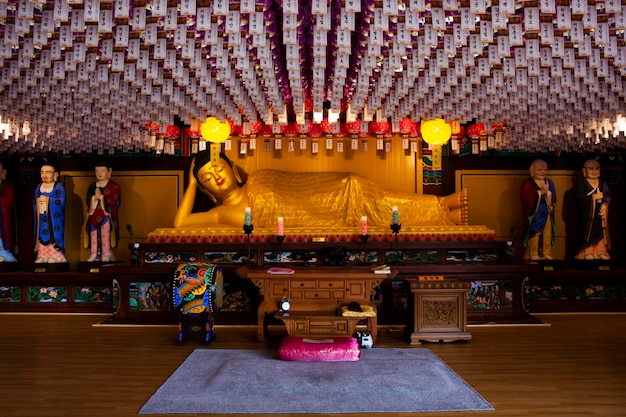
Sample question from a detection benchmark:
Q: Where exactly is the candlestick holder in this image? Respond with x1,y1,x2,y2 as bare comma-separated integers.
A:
390,223,402,265
359,234,370,265
243,224,254,266
275,235,285,264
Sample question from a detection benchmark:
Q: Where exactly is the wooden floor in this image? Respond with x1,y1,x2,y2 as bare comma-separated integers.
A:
1,313,625,417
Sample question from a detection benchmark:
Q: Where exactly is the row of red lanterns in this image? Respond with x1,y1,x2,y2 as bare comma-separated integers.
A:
145,119,505,141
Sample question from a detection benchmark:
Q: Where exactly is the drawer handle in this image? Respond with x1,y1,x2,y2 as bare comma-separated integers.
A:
300,283,304,287
329,283,333,287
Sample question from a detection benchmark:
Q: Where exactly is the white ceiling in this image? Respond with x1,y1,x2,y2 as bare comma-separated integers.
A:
1,0,626,155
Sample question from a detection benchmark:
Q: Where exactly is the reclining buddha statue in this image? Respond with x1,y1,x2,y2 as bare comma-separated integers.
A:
172,150,469,234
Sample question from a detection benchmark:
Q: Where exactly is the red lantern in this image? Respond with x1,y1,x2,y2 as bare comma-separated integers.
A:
250,120,263,134
260,124,273,137
399,118,415,135
370,120,390,136
145,121,160,134
231,125,243,137
282,122,299,137
165,125,180,139
334,123,348,138
304,98,314,112
452,125,466,138
346,119,361,135
467,123,484,139
320,118,334,134
307,121,323,138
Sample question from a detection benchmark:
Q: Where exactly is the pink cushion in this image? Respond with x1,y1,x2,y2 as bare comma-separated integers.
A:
278,336,360,362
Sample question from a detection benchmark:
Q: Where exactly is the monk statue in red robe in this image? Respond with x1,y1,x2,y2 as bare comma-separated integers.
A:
84,162,121,262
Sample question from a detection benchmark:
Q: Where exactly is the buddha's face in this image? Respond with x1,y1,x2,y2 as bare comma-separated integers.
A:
40,165,58,184
94,166,111,181
530,161,548,181
196,160,238,197
583,160,601,179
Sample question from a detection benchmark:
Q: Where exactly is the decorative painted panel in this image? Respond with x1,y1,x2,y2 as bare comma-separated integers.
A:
575,284,615,301
263,251,318,264
73,286,113,303
446,249,498,263
129,281,171,311
467,279,513,310
28,287,68,303
203,251,255,264
144,251,197,264
0,286,21,302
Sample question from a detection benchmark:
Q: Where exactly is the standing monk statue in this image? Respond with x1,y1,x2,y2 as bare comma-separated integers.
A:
521,159,556,261
85,162,121,262
0,161,17,262
574,159,610,260
34,163,67,263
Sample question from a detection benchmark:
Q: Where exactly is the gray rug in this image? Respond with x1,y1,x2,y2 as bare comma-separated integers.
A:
139,348,493,414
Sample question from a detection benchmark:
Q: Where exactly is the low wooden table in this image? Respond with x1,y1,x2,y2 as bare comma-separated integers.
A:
275,307,377,341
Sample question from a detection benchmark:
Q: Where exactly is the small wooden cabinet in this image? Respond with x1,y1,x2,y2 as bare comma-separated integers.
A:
408,280,472,344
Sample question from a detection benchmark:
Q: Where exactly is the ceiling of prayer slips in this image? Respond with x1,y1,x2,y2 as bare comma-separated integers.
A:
1,0,626,155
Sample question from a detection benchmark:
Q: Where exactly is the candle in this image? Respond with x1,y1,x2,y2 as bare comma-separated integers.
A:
361,216,368,236
244,207,251,226
277,217,284,236
392,206,399,225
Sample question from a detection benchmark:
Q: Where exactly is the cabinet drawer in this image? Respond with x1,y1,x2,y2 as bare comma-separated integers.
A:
268,281,288,298
303,290,332,299
318,280,345,289
308,326,334,334
309,319,334,326
333,320,349,333
346,282,366,299
290,280,316,289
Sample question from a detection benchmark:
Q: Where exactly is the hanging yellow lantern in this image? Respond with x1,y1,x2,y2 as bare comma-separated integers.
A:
200,117,230,143
200,117,231,166
420,118,452,146
420,118,452,170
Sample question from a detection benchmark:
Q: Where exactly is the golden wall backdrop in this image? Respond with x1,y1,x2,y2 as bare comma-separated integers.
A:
221,137,421,194
457,169,578,260
62,171,183,264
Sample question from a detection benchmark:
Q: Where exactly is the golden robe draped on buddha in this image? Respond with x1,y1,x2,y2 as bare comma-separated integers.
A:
245,170,455,228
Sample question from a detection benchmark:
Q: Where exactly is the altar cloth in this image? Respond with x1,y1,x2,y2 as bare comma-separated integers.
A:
147,225,497,243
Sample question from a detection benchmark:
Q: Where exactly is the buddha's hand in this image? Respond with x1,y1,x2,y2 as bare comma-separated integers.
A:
188,159,197,186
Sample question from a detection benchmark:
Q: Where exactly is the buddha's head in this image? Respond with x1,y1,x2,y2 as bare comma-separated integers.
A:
582,159,601,179
529,159,548,182
94,161,113,182
40,163,59,184
192,149,244,203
